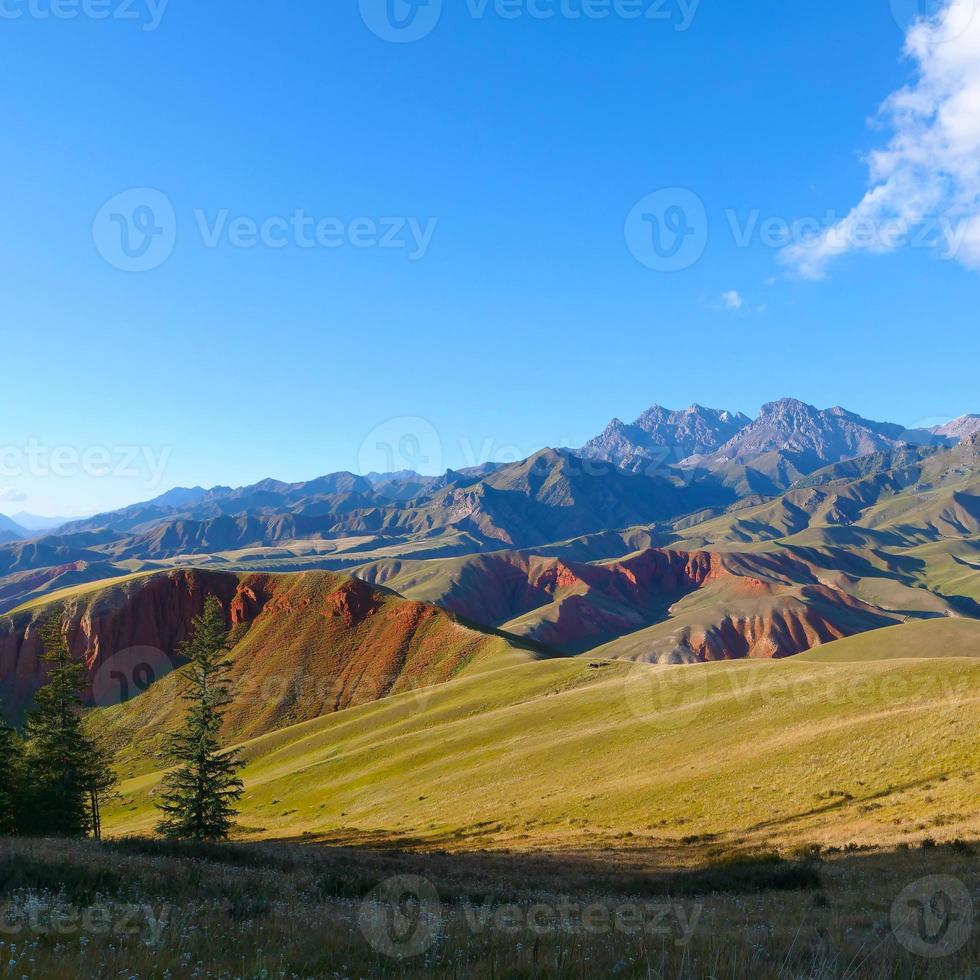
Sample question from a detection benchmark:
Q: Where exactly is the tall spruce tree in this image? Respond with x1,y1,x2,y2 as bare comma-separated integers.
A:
23,614,101,838
0,722,24,835
156,596,245,841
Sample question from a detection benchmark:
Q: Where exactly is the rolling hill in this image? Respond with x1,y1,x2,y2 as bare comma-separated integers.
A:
101,648,980,852
0,568,534,728
355,546,922,659
795,616,980,661
345,436,979,661
0,410,973,870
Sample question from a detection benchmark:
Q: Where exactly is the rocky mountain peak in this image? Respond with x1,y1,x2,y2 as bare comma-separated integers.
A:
933,414,980,442
583,402,751,469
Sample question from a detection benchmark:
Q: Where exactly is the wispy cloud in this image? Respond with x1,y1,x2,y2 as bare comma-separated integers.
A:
721,290,744,310
783,0,980,278
0,488,28,503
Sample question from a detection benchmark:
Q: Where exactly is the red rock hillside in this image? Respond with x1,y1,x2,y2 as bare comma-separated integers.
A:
358,548,909,658
0,569,525,737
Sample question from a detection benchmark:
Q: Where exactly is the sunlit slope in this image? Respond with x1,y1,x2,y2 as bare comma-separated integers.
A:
105,653,980,851
796,617,980,662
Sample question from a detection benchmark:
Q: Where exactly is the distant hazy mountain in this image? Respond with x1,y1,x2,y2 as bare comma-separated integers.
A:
366,463,504,501
581,404,751,470
0,514,26,544
8,513,72,532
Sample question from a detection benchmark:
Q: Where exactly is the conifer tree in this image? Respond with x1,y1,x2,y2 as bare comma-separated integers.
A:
23,614,99,837
0,722,23,835
156,596,245,841
84,735,118,841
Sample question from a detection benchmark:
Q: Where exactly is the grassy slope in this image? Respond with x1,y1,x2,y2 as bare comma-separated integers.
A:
5,569,156,615
105,650,980,852
797,617,980,661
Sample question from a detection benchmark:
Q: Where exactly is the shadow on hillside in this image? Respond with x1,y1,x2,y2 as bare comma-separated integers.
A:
943,592,980,618
6,835,973,911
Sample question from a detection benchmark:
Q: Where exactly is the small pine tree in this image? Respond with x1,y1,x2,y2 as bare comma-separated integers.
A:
0,722,24,835
83,735,118,841
23,614,101,838
156,596,245,841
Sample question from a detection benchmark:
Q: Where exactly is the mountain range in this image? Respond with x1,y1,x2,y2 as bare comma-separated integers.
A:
0,395,978,723
582,399,979,493
1,397,975,580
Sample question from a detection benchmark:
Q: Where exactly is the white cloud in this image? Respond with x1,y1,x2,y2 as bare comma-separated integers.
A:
721,290,744,310
783,0,980,277
0,487,28,503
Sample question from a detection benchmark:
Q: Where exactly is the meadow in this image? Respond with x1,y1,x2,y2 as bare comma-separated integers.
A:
100,626,980,853
0,835,976,978
4,597,978,978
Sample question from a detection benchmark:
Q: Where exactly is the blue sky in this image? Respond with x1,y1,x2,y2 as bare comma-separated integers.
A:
1,0,978,516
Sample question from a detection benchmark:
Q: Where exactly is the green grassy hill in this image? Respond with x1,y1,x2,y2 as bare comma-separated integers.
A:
103,648,980,853
796,617,980,661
